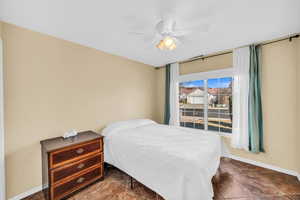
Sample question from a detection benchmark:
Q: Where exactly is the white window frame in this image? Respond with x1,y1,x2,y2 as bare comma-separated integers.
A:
178,68,233,137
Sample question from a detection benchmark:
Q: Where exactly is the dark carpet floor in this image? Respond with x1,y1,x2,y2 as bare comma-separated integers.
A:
23,158,300,200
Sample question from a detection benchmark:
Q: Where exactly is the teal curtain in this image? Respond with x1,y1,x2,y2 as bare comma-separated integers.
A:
248,45,264,153
164,64,171,125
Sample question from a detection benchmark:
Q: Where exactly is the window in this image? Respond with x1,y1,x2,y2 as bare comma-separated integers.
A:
179,76,233,134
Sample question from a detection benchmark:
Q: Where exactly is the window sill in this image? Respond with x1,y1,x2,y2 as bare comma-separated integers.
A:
204,130,232,138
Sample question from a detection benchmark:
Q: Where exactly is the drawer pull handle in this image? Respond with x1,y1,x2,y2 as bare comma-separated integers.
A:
77,163,85,169
77,177,85,183
76,148,84,154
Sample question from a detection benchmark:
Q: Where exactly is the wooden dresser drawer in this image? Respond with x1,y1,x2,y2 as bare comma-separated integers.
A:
51,153,103,184
52,166,102,200
41,131,104,200
50,139,102,168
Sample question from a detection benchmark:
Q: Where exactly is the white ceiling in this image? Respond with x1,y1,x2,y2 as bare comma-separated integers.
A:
1,0,300,66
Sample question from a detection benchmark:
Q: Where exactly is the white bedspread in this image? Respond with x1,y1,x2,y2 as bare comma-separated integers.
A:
103,122,221,200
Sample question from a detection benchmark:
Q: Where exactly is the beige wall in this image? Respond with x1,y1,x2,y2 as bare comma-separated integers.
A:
0,21,3,36
157,39,300,173
2,22,157,198
180,53,232,75
155,67,166,124
297,38,300,173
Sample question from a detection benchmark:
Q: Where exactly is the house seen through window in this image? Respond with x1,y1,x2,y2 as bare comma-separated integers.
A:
179,77,233,134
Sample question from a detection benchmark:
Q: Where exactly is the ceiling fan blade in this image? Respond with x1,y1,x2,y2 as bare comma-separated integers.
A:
172,30,189,37
141,34,163,50
175,24,211,34
151,33,163,44
177,35,192,44
128,31,146,35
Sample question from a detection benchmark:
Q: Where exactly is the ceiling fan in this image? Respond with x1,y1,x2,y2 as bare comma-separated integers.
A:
129,16,211,51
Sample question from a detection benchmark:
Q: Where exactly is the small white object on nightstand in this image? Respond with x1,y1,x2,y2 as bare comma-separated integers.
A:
63,130,78,138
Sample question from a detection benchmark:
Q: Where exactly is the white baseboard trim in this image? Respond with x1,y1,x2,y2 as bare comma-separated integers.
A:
8,155,300,199
226,154,300,180
9,185,42,200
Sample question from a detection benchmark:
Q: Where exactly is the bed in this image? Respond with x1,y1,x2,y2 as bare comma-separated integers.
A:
103,119,222,200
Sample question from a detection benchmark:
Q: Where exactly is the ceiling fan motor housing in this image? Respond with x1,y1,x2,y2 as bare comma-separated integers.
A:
156,19,176,36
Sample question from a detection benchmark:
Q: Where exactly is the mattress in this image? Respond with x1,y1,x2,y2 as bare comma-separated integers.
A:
103,120,222,200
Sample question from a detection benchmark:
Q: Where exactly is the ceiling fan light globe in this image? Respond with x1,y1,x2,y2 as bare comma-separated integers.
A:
156,40,165,50
163,36,175,48
169,43,176,50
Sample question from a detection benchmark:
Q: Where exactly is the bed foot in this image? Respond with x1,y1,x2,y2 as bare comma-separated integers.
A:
129,176,162,199
130,177,134,189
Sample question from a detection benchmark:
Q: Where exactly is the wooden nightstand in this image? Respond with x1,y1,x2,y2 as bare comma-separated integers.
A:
40,131,104,200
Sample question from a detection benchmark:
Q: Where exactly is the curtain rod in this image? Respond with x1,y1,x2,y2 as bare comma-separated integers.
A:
156,33,299,68
180,34,300,65
179,51,232,64
179,34,299,64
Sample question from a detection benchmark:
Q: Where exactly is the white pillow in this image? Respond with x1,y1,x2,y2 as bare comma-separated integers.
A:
102,119,156,136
